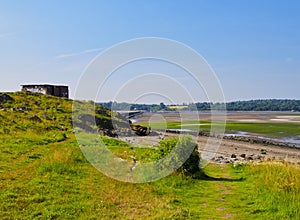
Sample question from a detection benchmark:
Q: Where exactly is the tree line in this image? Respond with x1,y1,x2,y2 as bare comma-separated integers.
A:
98,99,300,112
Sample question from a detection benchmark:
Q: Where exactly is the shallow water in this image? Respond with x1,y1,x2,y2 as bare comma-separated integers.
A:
132,112,300,148
224,131,300,148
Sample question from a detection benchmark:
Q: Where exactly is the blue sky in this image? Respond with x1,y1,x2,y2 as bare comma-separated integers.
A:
0,0,299,103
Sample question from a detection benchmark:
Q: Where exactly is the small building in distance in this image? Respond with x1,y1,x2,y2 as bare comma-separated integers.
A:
21,84,69,98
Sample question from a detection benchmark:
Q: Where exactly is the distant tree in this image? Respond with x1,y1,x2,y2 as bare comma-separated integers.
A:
98,99,300,112
159,102,166,110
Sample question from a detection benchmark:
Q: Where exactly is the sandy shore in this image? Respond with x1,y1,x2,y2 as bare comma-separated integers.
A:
196,135,300,164
118,132,300,164
123,111,300,164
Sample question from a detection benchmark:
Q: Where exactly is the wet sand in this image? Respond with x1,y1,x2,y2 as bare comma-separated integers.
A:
124,111,300,164
118,131,300,164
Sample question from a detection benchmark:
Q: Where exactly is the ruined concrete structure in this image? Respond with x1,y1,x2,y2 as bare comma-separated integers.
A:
21,84,69,98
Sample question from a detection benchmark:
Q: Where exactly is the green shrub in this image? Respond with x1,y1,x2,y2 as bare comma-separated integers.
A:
156,135,201,176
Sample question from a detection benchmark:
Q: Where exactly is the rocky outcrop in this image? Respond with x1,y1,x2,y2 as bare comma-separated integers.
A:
222,135,296,148
98,128,118,137
130,124,151,136
211,153,266,164
0,94,13,105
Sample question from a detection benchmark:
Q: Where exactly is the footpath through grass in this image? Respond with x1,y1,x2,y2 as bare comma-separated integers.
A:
1,134,299,219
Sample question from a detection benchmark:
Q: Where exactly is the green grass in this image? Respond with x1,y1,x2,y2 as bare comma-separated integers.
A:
3,133,300,219
240,163,300,219
225,121,300,137
139,120,213,131
1,133,300,219
142,120,300,138
1,92,300,219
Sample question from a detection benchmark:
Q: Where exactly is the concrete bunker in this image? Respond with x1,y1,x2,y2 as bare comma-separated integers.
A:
21,84,69,98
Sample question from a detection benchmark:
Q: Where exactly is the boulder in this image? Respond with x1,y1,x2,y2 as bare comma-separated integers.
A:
240,153,246,158
0,94,13,104
260,149,267,155
246,156,253,161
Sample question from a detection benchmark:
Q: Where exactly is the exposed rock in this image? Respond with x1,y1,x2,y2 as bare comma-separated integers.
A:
260,149,267,155
19,106,32,111
11,106,32,112
210,151,270,164
98,128,118,137
254,155,263,160
222,134,295,148
246,156,253,161
130,124,151,136
240,153,246,158
28,115,42,123
0,94,13,104
199,130,209,137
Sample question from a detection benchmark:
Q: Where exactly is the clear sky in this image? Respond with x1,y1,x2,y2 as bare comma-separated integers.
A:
0,0,299,103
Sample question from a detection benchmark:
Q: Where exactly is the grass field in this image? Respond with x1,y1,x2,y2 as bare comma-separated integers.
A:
1,92,300,219
168,105,188,110
1,134,299,219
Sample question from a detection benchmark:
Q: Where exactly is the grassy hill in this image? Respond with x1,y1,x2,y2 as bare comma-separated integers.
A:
0,92,299,219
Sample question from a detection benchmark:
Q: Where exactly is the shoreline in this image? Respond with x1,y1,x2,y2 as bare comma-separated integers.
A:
118,131,300,165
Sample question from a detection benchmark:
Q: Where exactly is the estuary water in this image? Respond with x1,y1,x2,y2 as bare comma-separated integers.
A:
224,131,300,148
